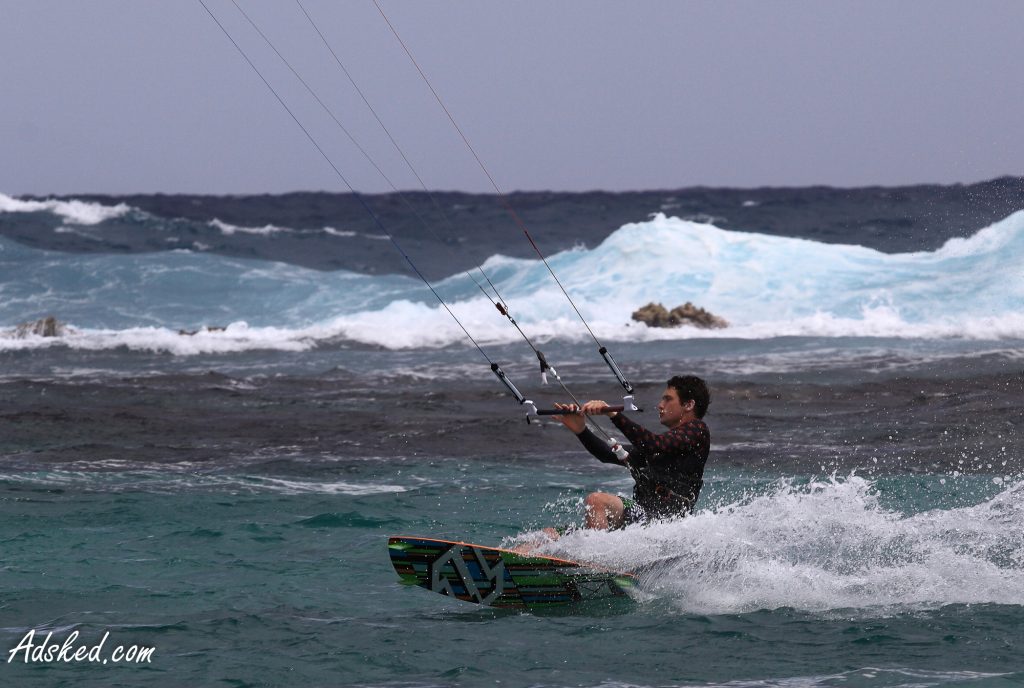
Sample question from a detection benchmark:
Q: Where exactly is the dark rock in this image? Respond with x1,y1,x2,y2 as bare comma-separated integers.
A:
178,326,227,336
669,302,729,329
11,316,74,338
632,302,672,327
631,302,728,329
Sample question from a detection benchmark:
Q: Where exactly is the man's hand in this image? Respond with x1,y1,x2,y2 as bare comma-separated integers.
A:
552,402,586,434
581,400,619,418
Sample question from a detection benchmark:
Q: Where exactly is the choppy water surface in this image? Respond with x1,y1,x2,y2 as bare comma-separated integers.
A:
2,460,1022,687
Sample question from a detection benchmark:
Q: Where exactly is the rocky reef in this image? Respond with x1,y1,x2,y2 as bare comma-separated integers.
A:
9,316,75,338
631,302,728,329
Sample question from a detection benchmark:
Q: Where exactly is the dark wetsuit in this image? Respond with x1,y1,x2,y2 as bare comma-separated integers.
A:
576,414,710,523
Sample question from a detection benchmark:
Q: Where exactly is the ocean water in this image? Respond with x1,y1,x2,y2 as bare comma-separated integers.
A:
1,190,1023,687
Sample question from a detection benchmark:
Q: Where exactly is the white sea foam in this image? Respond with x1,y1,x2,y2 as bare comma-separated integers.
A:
0,322,322,355
237,476,407,495
53,226,103,240
645,668,1013,688
208,219,371,239
0,192,131,225
3,312,1024,360
209,218,291,236
268,298,1024,351
531,475,1024,615
0,469,407,496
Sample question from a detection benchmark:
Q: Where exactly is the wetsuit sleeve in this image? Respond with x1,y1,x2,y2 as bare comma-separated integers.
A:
576,428,626,466
611,413,704,456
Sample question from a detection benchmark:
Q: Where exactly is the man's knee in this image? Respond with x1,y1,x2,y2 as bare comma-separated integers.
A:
583,492,624,528
584,491,612,510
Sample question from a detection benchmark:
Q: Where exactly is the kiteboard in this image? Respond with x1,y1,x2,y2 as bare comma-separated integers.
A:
387,535,636,610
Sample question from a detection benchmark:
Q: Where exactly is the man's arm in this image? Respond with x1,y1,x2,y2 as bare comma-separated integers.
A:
611,413,704,455
576,427,627,466
552,402,627,466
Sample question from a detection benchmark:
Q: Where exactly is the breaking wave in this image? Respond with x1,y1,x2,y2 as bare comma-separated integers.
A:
3,205,1024,352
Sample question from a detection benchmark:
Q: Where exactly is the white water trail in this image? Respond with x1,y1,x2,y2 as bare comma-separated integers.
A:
532,475,1024,615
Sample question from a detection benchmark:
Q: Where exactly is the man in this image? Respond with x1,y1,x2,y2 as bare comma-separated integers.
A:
553,375,711,531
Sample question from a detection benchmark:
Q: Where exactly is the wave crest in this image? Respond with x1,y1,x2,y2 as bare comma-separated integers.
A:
4,209,1024,350
0,192,131,225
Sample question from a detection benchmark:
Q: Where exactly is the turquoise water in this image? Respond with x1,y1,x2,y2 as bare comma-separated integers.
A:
3,459,1022,687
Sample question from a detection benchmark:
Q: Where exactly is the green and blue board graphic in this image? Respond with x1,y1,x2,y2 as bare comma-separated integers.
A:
388,536,635,610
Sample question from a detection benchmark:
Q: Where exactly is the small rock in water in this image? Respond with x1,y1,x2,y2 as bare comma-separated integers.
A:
178,326,228,336
11,316,74,338
631,302,728,329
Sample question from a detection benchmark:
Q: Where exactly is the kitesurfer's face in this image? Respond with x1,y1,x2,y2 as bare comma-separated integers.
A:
657,387,694,428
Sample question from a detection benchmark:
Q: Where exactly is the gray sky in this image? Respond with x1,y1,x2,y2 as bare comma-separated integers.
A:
2,1,1023,196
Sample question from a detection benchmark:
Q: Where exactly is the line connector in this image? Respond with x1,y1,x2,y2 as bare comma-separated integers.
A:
491,363,526,405
599,346,634,395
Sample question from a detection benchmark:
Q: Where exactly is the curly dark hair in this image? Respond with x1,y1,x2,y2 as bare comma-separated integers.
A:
667,375,710,419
